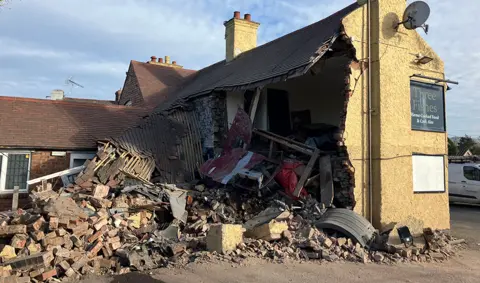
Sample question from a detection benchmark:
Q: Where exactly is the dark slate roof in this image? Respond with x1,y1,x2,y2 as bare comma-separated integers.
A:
0,96,148,150
154,2,359,113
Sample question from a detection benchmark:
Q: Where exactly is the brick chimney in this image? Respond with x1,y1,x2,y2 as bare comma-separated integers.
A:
224,11,260,62
147,55,183,68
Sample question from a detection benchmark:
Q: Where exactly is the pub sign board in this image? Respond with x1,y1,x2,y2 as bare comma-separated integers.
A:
410,80,445,132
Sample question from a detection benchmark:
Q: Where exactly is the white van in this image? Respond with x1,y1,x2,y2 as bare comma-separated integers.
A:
448,162,480,204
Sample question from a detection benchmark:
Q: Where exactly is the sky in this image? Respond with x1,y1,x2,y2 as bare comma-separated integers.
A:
0,0,477,137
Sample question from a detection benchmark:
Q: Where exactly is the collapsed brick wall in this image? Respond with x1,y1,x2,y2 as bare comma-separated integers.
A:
331,59,356,209
192,92,227,158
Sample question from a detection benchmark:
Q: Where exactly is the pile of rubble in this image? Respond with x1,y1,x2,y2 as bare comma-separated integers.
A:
0,179,466,282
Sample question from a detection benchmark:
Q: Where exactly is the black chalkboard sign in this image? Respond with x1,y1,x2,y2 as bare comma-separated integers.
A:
410,81,445,132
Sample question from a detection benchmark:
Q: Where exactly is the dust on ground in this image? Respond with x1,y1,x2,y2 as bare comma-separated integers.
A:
80,204,480,283
80,249,480,283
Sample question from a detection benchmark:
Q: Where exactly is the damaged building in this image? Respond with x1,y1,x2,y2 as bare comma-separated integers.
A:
111,0,450,231
0,0,458,280
0,0,450,231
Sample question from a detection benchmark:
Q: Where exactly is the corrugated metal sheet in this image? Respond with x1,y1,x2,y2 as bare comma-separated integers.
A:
169,109,203,181
109,108,202,183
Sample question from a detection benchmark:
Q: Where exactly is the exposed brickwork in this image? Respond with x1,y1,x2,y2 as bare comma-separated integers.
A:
29,151,70,181
118,64,143,106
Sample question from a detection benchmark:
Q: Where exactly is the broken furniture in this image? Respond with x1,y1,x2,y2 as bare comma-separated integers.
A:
253,129,334,208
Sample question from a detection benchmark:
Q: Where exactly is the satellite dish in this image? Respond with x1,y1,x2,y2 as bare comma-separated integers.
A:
396,1,430,33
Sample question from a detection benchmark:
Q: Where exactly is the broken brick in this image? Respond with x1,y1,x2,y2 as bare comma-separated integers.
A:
31,231,45,242
57,260,70,272
109,241,121,251
35,268,57,281
71,256,89,271
65,268,75,277
88,241,103,258
71,222,89,237
48,217,58,230
87,226,106,243
93,218,108,231
0,225,26,237
93,185,110,199
27,217,45,232
42,237,64,247
10,234,27,249
56,228,67,237
70,235,84,248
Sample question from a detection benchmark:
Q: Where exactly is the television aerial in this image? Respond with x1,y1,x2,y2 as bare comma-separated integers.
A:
395,1,430,34
65,76,84,95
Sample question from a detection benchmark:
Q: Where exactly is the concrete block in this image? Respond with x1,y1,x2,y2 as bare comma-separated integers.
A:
206,224,244,253
244,220,288,241
0,246,16,260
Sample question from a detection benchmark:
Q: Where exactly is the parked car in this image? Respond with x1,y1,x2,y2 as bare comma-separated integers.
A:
448,162,480,204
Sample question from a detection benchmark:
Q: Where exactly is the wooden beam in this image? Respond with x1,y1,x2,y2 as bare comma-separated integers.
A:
249,87,261,123
12,186,19,211
253,129,314,156
27,166,85,185
293,149,319,197
319,155,334,208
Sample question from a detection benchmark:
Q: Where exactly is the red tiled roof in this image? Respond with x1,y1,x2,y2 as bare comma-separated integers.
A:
0,96,148,150
130,61,196,108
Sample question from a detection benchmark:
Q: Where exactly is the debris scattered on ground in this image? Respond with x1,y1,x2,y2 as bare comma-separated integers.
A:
0,178,466,282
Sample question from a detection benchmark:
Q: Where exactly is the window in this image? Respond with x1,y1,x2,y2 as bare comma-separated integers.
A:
410,81,445,132
69,152,96,168
0,152,31,192
463,166,480,181
124,100,132,106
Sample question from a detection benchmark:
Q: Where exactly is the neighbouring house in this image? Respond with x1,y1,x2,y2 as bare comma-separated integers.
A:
0,92,147,209
115,57,196,108
458,147,473,157
111,0,451,231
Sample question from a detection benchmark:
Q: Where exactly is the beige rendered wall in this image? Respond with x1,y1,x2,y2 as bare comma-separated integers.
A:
342,0,449,230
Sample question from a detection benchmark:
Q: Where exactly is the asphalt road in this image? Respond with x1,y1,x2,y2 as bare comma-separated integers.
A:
450,203,480,250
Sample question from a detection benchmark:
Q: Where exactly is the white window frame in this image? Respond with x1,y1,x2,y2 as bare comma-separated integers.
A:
69,152,96,168
0,151,31,193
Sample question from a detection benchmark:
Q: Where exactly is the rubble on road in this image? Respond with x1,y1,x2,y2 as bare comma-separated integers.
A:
0,178,466,282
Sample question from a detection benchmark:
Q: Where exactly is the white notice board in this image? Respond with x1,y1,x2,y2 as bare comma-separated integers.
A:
412,154,445,193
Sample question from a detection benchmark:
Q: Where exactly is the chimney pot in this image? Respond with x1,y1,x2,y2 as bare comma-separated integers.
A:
158,58,164,63
150,56,157,62
233,11,240,19
172,61,177,65
244,14,251,21
165,56,171,64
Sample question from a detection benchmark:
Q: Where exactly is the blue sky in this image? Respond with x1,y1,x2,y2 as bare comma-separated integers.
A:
0,0,477,137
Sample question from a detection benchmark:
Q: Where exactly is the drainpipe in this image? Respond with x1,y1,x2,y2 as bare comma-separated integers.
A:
367,0,373,223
